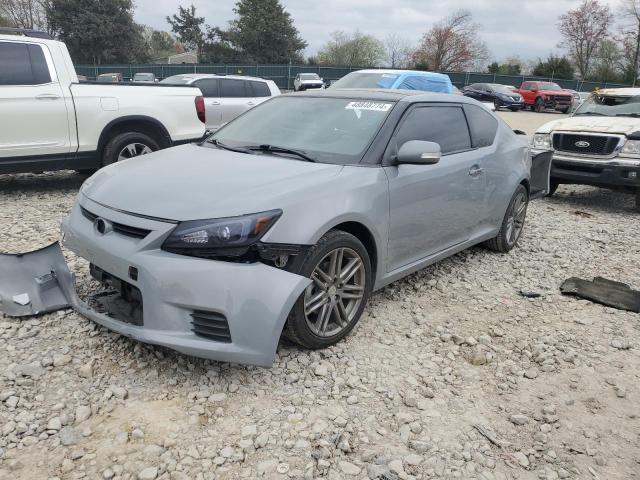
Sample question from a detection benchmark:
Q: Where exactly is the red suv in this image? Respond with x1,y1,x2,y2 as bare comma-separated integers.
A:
515,81,573,113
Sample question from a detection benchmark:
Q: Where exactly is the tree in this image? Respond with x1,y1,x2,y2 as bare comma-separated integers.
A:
558,0,612,79
0,14,11,26
384,33,413,68
487,61,521,75
46,0,150,64
228,0,307,63
532,54,575,79
143,27,177,61
166,4,204,57
0,0,47,30
412,10,489,71
318,31,386,66
590,39,623,82
620,0,640,85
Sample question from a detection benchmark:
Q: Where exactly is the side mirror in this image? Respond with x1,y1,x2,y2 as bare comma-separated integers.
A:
396,140,441,165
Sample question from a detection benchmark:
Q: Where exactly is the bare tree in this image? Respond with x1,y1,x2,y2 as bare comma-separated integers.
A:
0,0,48,30
620,0,640,85
384,33,413,68
412,10,489,72
318,30,386,67
557,0,612,79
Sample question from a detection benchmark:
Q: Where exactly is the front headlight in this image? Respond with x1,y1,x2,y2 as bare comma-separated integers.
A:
162,209,282,259
532,133,551,150
621,139,640,156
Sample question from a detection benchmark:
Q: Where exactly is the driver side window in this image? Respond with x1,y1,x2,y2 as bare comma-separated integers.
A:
393,105,472,155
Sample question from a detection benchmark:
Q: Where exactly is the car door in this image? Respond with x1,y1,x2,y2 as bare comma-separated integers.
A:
193,78,222,130
0,40,71,159
247,80,272,108
218,78,253,125
520,82,533,104
384,104,485,272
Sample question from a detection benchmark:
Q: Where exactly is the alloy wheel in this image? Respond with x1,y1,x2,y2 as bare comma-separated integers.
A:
505,191,527,246
117,143,153,161
304,247,366,337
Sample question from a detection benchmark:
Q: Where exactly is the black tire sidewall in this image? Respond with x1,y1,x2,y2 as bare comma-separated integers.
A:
288,231,372,349
102,132,159,167
501,184,529,249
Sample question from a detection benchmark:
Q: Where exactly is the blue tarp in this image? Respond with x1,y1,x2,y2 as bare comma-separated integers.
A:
376,72,453,94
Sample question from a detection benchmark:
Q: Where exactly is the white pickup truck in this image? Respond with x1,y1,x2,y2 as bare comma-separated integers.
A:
0,29,206,175
531,87,640,211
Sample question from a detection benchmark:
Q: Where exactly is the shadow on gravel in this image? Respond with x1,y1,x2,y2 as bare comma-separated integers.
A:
546,185,636,214
0,170,88,194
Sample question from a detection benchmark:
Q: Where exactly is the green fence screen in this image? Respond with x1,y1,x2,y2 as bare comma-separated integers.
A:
75,64,631,91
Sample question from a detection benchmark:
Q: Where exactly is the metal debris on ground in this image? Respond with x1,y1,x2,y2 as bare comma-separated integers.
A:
561,276,640,313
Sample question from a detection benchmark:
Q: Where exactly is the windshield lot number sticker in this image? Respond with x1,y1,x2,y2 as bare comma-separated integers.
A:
345,102,392,112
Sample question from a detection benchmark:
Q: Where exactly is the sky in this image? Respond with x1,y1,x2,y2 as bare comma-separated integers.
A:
134,0,623,62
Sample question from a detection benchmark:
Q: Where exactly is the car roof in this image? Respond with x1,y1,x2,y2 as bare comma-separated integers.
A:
348,69,451,81
165,73,271,82
284,88,478,105
595,87,640,96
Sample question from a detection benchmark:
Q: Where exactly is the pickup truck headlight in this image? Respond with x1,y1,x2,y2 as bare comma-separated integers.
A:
162,210,282,259
532,133,551,150
621,139,640,156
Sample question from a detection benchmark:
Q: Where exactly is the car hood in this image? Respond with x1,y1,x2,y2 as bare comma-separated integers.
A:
81,144,344,221
536,115,640,135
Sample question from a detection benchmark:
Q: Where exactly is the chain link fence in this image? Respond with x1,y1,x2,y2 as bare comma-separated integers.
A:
75,64,631,92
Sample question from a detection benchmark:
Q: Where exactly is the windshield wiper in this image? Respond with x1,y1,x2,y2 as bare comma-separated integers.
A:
574,112,607,116
207,138,253,154
246,144,316,162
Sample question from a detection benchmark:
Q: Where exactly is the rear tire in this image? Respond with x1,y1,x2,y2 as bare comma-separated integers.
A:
285,230,372,350
534,97,544,113
102,131,159,167
485,184,529,253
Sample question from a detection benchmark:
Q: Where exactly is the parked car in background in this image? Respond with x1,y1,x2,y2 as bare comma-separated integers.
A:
293,73,324,91
462,83,524,111
132,72,157,83
570,91,591,111
531,87,640,210
77,75,87,82
514,81,573,113
59,89,550,366
451,85,464,95
97,72,123,83
330,69,454,94
160,74,280,131
0,29,206,174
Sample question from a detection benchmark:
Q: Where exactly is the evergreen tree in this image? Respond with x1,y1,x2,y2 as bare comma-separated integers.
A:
166,5,204,56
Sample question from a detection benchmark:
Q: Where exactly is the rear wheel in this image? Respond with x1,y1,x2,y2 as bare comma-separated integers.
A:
485,184,529,253
534,97,544,113
102,131,159,167
285,230,372,349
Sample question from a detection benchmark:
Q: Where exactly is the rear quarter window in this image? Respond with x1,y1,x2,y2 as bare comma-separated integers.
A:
463,104,498,148
248,80,271,97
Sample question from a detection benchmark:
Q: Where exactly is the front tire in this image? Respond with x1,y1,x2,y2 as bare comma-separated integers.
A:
485,184,529,253
102,131,159,167
559,107,570,114
285,230,372,349
509,106,520,112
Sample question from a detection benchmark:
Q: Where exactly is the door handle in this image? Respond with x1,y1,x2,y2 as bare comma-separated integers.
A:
209,101,221,105
469,166,484,177
36,93,60,100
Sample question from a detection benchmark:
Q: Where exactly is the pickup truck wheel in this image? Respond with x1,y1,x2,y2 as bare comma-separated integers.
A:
284,230,372,350
559,107,570,114
534,97,544,113
102,132,159,167
485,184,529,253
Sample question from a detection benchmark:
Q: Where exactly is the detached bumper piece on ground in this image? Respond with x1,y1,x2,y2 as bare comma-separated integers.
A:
561,276,640,313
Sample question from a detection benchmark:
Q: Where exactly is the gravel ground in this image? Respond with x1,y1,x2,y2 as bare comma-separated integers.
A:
1,112,639,480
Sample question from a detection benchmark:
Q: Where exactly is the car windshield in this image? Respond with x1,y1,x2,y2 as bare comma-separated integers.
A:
160,76,192,84
134,73,154,81
331,72,400,88
538,82,562,91
300,74,320,80
210,96,394,164
574,94,640,117
489,84,516,94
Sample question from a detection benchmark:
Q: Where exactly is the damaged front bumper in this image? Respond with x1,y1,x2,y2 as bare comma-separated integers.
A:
1,198,311,367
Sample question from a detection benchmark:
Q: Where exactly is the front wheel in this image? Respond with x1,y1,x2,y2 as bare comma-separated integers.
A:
102,132,159,167
485,184,529,253
509,106,520,112
559,107,570,114
285,230,372,349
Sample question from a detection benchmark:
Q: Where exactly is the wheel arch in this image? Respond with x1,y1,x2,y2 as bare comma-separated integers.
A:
97,115,172,159
329,221,379,279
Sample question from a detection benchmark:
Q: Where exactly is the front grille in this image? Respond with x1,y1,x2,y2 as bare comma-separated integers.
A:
550,95,572,103
191,311,232,343
553,133,619,155
89,264,143,326
80,206,151,239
